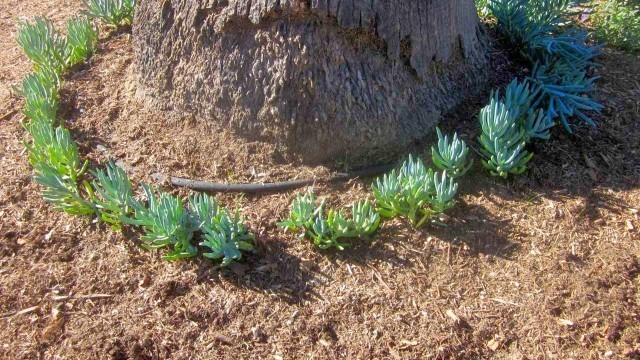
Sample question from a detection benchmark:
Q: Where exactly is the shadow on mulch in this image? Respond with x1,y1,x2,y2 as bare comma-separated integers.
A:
432,201,521,260
193,241,319,304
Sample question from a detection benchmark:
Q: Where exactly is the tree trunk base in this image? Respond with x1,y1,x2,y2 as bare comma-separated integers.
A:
133,0,488,163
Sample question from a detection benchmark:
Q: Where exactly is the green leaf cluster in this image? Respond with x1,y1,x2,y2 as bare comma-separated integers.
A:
478,78,556,178
189,194,255,267
90,161,135,228
88,173,255,265
82,0,136,27
372,155,458,227
592,0,640,52
18,70,93,216
26,122,95,215
475,0,492,19
14,12,254,269
66,16,99,67
121,185,196,260
14,70,60,125
431,128,472,178
17,16,99,74
478,97,533,178
17,17,68,73
15,16,99,216
278,191,380,250
31,163,96,216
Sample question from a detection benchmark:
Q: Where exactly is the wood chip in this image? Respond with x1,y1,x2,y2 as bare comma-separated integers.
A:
491,298,520,307
42,318,65,341
139,275,151,288
0,109,17,121
583,153,597,169
0,306,39,319
599,152,613,167
487,338,502,351
255,263,277,272
371,269,392,292
214,333,234,346
318,339,330,347
228,262,247,276
51,294,113,301
445,309,460,323
626,220,635,231
557,318,574,326
400,339,418,348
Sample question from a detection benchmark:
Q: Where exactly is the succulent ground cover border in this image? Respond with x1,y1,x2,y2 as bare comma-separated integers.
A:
15,0,605,268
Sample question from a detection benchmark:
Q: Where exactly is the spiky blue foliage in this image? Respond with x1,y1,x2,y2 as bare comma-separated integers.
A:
478,98,533,178
489,0,588,38
121,184,196,261
501,77,540,118
490,0,598,68
278,191,381,250
498,78,554,140
431,128,473,178
14,70,60,125
16,17,67,73
524,108,554,141
530,65,603,132
487,0,602,133
372,156,458,227
200,209,254,267
530,28,602,73
65,16,99,66
90,162,134,228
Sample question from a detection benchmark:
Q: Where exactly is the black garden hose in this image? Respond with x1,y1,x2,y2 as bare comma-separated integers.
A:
169,163,397,194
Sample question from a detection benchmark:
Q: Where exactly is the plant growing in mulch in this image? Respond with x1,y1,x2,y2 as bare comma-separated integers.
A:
372,156,458,227
14,6,255,267
478,0,603,177
278,191,380,250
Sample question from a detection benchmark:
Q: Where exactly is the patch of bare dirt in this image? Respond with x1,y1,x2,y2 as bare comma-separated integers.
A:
0,2,639,359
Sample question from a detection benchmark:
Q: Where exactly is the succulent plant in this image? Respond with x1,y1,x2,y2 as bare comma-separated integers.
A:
372,155,458,227
431,128,472,178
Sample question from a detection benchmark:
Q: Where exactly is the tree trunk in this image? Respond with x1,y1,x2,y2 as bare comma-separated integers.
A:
133,0,488,163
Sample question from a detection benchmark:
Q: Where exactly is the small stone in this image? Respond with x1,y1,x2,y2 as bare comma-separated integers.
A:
626,220,635,231
151,173,166,183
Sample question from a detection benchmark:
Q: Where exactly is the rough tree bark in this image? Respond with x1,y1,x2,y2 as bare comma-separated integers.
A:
133,0,488,163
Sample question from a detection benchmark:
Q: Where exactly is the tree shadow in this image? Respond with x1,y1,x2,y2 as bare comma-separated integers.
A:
190,218,420,303
429,201,522,260
315,221,415,269
193,240,321,304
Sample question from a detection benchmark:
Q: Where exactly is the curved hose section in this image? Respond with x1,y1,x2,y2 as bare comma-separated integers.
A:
170,163,397,194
